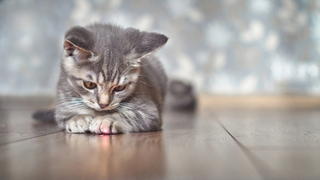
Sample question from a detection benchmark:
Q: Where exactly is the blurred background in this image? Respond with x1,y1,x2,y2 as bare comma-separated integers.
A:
0,0,320,96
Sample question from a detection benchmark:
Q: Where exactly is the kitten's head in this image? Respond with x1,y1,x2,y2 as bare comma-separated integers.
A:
61,23,168,111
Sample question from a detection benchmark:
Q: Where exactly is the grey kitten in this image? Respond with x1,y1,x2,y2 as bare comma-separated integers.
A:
55,23,168,134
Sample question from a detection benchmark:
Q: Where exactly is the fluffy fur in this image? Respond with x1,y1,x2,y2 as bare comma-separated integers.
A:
55,23,168,134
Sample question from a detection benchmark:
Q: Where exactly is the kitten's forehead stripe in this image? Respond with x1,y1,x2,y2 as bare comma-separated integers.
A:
101,70,106,83
106,50,113,81
111,69,118,84
107,59,116,82
117,71,122,84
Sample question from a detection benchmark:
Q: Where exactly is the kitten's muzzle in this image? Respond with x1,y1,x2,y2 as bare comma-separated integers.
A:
94,103,119,111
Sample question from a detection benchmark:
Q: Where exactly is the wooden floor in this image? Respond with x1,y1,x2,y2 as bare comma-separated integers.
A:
0,97,320,180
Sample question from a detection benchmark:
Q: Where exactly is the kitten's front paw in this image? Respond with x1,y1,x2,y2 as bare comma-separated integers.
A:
66,115,93,133
89,116,125,135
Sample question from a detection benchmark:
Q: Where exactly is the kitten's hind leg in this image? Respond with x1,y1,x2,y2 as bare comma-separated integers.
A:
66,115,93,133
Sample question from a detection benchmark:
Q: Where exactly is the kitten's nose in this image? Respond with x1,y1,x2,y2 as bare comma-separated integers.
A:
99,104,108,108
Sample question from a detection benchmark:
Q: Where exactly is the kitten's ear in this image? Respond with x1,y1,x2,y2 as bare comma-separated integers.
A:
63,26,97,63
63,40,92,60
128,31,168,60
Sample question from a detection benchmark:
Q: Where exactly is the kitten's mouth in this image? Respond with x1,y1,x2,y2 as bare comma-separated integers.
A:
96,103,119,111
83,100,119,111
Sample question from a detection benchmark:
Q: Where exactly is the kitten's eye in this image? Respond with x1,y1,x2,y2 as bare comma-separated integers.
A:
83,81,97,89
114,85,126,92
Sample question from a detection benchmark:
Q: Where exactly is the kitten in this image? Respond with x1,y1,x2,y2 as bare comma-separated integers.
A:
55,23,168,134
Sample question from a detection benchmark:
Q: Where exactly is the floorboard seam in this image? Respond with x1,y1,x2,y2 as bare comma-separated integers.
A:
213,113,286,180
0,130,63,146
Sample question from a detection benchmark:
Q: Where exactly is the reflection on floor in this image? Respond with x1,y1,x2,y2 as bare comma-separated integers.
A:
0,97,320,180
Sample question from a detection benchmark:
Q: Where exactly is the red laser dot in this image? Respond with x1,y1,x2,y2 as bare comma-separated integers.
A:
101,126,110,134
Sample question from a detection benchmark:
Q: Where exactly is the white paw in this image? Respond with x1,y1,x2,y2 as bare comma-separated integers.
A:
89,116,125,134
66,115,93,133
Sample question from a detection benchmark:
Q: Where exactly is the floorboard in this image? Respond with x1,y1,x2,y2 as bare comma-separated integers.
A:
216,109,320,180
0,99,320,180
0,109,61,146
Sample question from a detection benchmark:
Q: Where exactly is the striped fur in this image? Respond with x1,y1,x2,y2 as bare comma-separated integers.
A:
55,23,168,134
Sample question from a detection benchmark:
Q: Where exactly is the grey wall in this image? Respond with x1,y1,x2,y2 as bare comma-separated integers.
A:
0,0,320,95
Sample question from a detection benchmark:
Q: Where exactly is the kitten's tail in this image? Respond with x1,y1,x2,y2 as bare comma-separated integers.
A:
32,109,55,123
